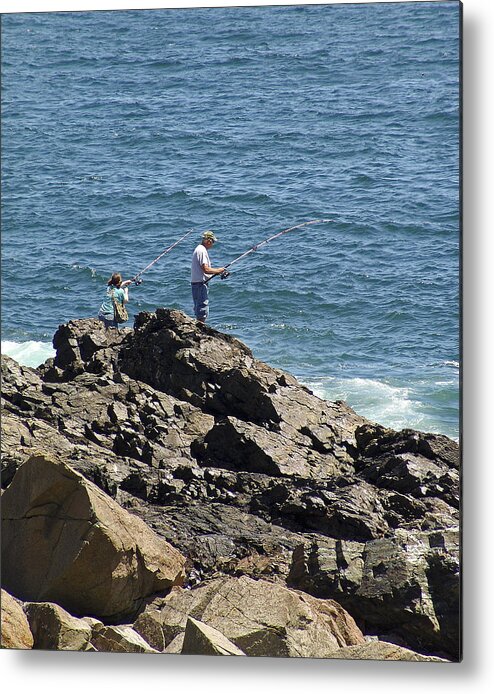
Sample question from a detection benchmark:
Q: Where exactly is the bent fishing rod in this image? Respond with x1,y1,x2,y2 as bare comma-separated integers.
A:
205,218,333,283
130,227,195,285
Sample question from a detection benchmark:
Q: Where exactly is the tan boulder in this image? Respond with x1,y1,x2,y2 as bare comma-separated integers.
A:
0,589,33,649
1,453,186,621
164,632,185,653
81,616,104,630
156,575,365,658
24,602,92,651
182,617,246,656
90,625,160,653
327,640,449,661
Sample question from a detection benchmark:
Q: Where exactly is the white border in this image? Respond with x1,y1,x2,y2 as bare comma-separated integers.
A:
2,0,493,691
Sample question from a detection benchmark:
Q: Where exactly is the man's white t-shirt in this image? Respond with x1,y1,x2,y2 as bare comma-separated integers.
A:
191,244,211,282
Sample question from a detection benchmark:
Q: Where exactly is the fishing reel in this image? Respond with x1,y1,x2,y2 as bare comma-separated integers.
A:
133,278,143,286
220,271,230,280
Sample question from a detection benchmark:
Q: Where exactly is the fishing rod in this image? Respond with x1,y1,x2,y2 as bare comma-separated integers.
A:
205,218,333,283
130,227,195,285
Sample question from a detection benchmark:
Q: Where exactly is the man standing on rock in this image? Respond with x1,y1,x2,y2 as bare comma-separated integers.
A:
191,230,226,323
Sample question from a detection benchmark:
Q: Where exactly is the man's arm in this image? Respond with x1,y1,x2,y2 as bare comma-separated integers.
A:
202,263,225,275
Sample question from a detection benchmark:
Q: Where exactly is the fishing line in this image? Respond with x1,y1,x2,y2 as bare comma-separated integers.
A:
130,228,195,285
205,218,334,284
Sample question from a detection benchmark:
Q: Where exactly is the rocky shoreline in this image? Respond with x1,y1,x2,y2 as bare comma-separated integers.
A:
1,309,460,660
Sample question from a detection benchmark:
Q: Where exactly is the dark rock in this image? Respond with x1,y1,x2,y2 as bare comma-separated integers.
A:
1,310,460,659
287,528,460,660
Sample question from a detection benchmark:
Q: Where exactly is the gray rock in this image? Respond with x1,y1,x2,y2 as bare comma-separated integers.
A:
287,528,460,659
200,415,351,479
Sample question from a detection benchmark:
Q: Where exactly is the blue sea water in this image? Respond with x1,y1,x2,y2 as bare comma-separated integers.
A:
1,3,460,440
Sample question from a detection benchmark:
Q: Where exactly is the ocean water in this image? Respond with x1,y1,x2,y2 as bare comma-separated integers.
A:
1,3,460,440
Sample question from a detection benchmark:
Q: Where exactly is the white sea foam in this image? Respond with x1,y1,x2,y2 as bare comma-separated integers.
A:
1,340,458,439
305,376,428,433
70,263,98,277
1,340,55,368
